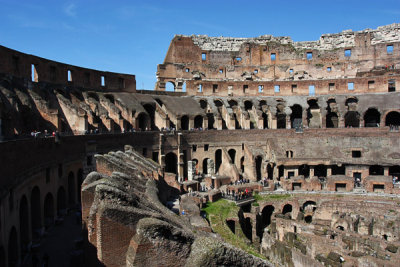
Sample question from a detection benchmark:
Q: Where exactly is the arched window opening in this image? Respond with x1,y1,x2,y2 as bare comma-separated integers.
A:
165,152,177,174
166,81,175,92
207,114,215,129
203,158,210,174
143,104,156,130
364,108,381,127
385,111,400,126
44,193,54,227
181,115,189,130
228,149,236,164
244,100,253,111
19,196,29,259
240,156,245,173
137,113,149,131
290,104,302,128
199,100,207,109
57,187,67,215
282,204,292,217
344,111,360,128
215,149,222,173
194,115,203,129
255,156,262,181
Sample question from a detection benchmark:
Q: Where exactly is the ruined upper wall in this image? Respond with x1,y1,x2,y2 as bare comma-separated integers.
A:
0,45,136,92
156,24,400,96
190,23,400,52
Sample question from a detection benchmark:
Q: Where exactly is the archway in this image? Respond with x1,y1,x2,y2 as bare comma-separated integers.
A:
214,99,223,108
282,204,292,217
262,113,268,129
194,115,203,129
244,100,253,111
44,193,54,227
77,169,83,203
137,112,149,131
68,171,75,206
166,81,175,92
165,152,177,174
30,187,41,237
326,112,338,128
255,156,262,181
215,149,222,173
302,201,317,213
199,99,207,109
228,99,238,108
104,94,115,104
261,205,275,228
19,195,29,259
143,104,156,130
8,227,18,267
290,104,302,128
385,111,400,126
277,114,286,129
181,115,189,130
228,149,236,164
57,187,67,215
240,156,245,173
344,111,360,128
364,108,381,127
207,114,215,129
202,158,210,174
307,99,321,128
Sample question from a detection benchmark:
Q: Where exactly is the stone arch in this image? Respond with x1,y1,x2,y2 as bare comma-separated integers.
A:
143,103,157,130
344,111,360,128
244,100,253,111
261,205,275,228
240,156,245,173
385,111,400,126
207,113,215,129
87,92,99,101
181,115,189,130
30,187,41,236
326,112,338,128
57,186,67,215
194,115,203,129
215,149,222,173
199,99,208,109
137,112,150,131
68,171,75,206
165,81,175,92
77,168,83,203
302,200,317,213
290,104,302,128
165,152,177,174
276,104,286,129
282,204,293,218
364,108,381,127
255,155,262,181
19,195,29,259
214,99,223,108
307,99,321,128
44,193,54,227
104,94,115,104
202,158,210,175
262,113,268,129
228,99,238,108
228,149,236,164
8,227,18,267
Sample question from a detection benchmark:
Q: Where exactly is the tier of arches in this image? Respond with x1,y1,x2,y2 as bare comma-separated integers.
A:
0,168,83,267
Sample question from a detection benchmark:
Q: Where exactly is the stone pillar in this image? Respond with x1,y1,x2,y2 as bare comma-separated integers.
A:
339,117,345,128
187,161,196,180
177,133,184,182
207,158,215,176
273,166,279,179
189,118,194,130
310,166,315,178
327,167,332,177
286,116,291,129
384,167,389,176
271,118,277,129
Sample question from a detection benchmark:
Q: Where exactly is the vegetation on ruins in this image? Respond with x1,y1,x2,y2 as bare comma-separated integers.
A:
202,199,265,259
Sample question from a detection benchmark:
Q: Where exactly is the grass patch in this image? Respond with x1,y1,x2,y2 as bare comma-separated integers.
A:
202,199,265,259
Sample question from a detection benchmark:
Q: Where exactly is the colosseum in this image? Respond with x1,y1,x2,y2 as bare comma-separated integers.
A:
0,23,400,267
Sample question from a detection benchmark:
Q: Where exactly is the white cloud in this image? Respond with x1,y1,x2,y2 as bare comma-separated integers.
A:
64,3,77,17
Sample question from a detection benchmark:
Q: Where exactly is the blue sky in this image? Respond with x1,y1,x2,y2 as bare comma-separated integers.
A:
0,0,399,89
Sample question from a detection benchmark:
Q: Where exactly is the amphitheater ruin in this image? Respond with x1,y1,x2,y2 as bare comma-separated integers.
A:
0,23,400,266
